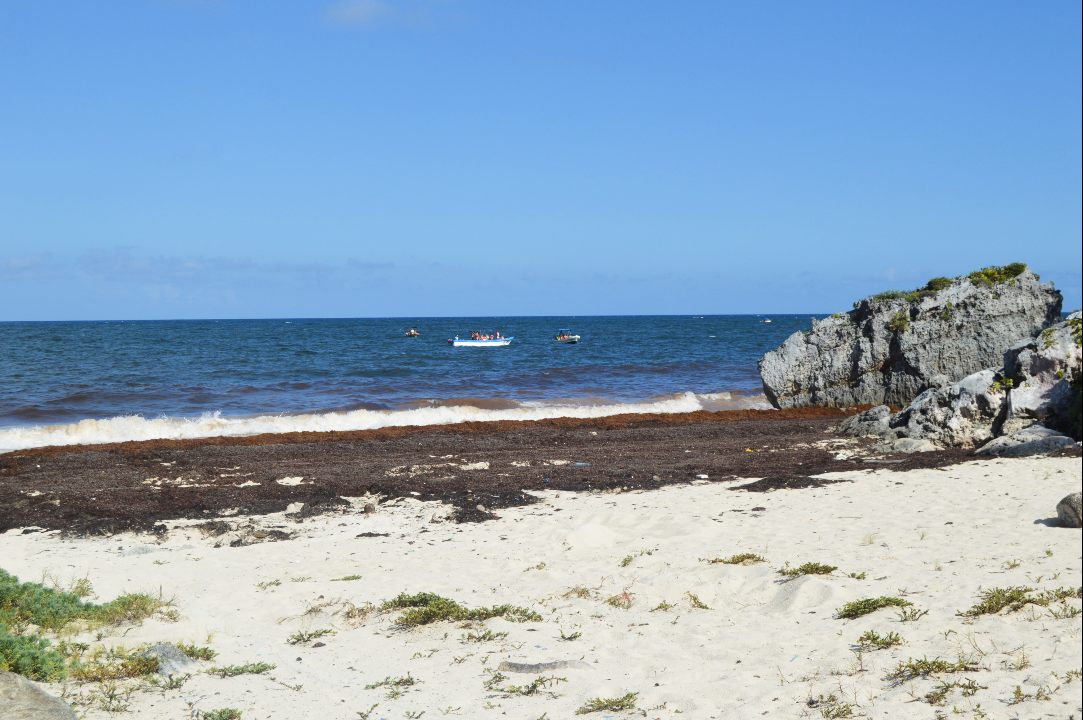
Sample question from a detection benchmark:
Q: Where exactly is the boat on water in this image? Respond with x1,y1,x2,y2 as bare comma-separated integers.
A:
405,327,421,337
448,331,512,347
554,329,580,344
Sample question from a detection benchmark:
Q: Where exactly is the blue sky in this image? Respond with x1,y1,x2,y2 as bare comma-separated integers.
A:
1,0,1080,319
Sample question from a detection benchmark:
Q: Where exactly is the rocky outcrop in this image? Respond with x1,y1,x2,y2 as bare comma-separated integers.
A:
0,671,77,720
1000,313,1083,438
760,266,1061,409
887,368,1004,448
839,313,1083,454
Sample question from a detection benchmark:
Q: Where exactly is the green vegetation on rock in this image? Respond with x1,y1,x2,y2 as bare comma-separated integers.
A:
868,263,1030,306
967,262,1029,287
887,310,910,334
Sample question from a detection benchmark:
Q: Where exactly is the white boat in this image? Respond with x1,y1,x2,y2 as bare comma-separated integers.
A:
554,329,580,344
449,336,513,347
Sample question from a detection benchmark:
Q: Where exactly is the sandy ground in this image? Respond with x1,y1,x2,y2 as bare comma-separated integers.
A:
2,456,1080,719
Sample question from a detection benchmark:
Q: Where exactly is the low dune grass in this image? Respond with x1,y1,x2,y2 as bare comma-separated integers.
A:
856,630,903,651
958,586,1082,617
380,592,541,628
576,691,638,714
706,553,766,566
835,596,912,620
1,568,168,681
779,562,837,578
209,661,275,678
886,657,981,685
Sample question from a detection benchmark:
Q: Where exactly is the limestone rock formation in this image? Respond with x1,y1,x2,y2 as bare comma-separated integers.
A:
887,368,1004,448
760,266,1061,409
1000,311,1083,438
838,312,1082,454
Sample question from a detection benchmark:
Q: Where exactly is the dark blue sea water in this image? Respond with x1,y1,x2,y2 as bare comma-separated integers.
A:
0,315,815,451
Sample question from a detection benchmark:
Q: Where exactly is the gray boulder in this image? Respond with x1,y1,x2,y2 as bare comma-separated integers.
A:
881,437,938,453
974,424,1076,457
1056,492,1082,528
760,268,1061,409
137,643,195,676
0,671,77,720
837,405,891,437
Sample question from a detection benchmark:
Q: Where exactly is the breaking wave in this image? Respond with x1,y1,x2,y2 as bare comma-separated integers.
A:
0,391,770,453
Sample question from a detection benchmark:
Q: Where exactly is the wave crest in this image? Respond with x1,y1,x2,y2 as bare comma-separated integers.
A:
0,392,771,453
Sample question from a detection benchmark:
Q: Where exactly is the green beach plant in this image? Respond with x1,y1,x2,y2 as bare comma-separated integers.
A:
201,710,242,720
835,596,912,619
287,628,334,645
706,553,766,565
0,567,169,681
576,692,638,714
380,592,541,628
958,586,1082,617
886,657,980,685
209,661,275,677
0,628,66,681
855,630,902,650
779,562,837,578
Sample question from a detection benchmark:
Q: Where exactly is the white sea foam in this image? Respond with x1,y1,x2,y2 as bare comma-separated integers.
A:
0,391,772,453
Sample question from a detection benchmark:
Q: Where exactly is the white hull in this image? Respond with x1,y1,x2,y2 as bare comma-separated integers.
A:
450,337,513,347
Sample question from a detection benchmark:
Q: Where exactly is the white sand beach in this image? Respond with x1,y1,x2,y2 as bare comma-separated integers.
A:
2,456,1080,719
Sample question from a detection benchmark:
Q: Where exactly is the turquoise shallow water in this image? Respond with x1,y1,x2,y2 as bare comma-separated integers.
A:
0,315,818,449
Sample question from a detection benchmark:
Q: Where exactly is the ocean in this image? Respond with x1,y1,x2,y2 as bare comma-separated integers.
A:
0,315,816,452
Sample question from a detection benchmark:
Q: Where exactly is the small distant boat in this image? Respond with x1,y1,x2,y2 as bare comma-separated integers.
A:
449,333,512,347
761,319,772,324
405,327,421,337
554,329,580,344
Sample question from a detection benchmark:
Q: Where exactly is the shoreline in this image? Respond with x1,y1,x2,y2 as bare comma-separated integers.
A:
1,407,990,535
2,456,1079,718
0,389,775,455
2,406,852,458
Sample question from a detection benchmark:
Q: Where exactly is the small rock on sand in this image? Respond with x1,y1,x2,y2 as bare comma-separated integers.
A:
137,643,195,676
1056,492,1082,528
